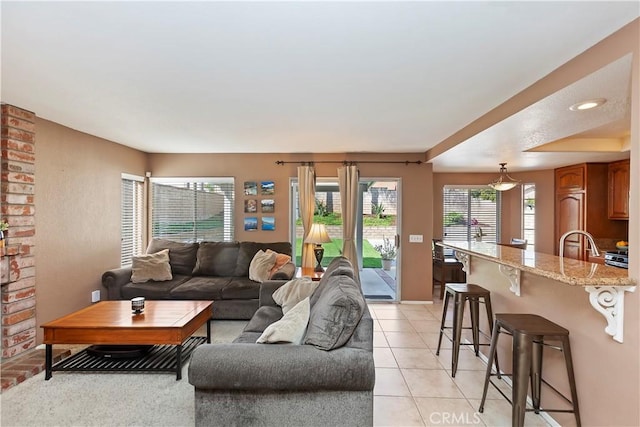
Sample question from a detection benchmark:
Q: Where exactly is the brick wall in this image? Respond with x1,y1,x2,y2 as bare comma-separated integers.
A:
1,104,36,359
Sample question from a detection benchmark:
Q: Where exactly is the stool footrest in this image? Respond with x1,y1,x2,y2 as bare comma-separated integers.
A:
439,330,493,344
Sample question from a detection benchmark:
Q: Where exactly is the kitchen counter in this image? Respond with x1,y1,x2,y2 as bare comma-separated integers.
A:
439,241,634,286
438,240,636,345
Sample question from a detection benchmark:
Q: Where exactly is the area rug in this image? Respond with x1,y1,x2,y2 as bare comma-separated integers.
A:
0,320,247,427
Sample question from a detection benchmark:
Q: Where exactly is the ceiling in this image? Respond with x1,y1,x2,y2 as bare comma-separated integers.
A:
1,2,638,172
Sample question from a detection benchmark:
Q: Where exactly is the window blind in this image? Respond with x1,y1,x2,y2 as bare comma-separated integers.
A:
150,177,234,242
121,175,144,266
442,186,500,243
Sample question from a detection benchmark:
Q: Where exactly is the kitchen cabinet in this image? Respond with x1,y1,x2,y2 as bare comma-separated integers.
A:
555,163,627,260
556,192,584,259
556,164,585,191
608,159,630,220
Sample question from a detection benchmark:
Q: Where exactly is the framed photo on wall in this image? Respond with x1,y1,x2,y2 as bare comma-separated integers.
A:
244,217,258,231
244,181,258,196
261,199,275,213
245,199,257,213
262,216,275,231
261,181,275,195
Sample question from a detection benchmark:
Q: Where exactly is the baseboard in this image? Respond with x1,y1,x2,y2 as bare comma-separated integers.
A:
399,300,433,305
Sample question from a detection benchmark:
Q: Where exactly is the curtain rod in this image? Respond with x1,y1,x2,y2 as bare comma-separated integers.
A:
275,160,423,166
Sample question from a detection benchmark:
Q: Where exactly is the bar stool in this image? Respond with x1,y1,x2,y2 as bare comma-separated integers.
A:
436,283,498,377
479,313,581,427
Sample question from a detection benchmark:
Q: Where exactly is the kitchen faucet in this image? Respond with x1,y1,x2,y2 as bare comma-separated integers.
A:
559,229,601,258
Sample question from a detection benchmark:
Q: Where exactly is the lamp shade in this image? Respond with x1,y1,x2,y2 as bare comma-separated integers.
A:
304,224,332,244
488,163,519,191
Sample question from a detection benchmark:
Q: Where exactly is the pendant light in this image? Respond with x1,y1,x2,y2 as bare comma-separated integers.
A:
488,163,519,191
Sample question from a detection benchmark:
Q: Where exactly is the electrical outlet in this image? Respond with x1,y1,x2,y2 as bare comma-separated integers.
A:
91,290,101,303
409,234,423,243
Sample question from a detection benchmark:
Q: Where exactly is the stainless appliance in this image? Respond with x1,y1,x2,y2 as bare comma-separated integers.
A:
604,251,629,269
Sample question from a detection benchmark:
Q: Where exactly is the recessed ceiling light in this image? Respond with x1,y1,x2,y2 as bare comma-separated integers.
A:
569,98,607,111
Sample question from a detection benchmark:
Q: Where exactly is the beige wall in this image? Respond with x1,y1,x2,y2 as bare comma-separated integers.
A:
34,118,147,342
432,169,556,255
148,152,434,302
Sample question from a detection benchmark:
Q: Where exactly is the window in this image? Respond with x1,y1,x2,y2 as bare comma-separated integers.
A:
150,177,234,242
522,183,535,250
121,174,144,266
442,186,500,242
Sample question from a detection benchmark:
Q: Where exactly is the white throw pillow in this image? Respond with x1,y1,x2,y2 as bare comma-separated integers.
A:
249,250,277,282
273,277,319,314
131,249,172,283
257,297,310,345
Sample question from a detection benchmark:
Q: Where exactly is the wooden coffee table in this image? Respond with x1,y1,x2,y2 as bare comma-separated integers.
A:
41,300,213,380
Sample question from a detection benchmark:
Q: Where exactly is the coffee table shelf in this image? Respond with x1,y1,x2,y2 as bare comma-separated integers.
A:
51,336,206,375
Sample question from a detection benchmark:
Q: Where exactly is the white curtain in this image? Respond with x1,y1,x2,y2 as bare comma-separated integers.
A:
298,165,316,269
338,164,360,283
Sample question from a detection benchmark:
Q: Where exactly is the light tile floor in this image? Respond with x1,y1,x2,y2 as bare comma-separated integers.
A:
369,301,553,427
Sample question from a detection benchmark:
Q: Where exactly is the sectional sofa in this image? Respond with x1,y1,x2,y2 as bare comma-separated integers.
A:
188,256,375,426
102,239,295,319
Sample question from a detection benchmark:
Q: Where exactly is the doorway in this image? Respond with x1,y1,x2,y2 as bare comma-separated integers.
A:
359,179,399,301
290,178,400,301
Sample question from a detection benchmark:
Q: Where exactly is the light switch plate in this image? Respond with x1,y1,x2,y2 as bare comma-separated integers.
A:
409,234,423,243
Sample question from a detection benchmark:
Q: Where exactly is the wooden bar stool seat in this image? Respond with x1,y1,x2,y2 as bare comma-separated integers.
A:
479,313,581,427
436,283,498,377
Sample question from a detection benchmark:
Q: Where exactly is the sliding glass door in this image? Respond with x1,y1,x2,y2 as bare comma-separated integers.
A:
290,177,400,301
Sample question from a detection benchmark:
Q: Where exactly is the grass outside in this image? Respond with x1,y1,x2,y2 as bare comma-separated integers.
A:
295,238,382,268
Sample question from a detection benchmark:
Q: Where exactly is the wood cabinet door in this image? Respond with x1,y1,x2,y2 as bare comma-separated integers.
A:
608,159,630,220
556,164,585,192
556,192,585,259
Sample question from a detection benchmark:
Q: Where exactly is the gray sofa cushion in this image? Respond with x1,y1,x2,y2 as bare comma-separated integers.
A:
169,276,230,300
189,344,374,391
147,239,199,276
304,273,365,350
194,242,239,276
235,242,293,277
243,305,284,332
121,274,192,300
309,256,356,308
233,332,262,343
221,277,261,300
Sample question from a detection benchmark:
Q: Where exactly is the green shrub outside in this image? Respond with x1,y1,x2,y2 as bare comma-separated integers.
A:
443,212,464,226
295,214,395,227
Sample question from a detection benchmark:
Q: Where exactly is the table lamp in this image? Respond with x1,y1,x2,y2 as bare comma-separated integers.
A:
304,224,332,272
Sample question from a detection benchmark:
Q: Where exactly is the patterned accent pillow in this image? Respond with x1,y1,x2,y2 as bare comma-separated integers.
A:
304,274,365,350
266,249,292,277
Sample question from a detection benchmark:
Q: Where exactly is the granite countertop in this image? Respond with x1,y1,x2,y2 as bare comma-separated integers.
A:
439,241,635,287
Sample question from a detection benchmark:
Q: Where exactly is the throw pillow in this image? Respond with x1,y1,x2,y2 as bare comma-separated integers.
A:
273,277,319,314
269,262,295,280
257,297,310,345
146,239,199,275
266,249,292,276
303,274,365,350
249,250,277,283
131,249,173,283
